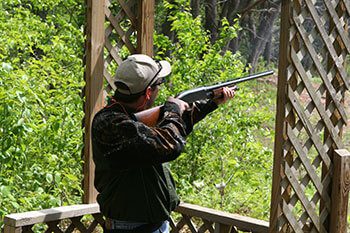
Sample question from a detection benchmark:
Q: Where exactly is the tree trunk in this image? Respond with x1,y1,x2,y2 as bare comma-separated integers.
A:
160,0,175,56
263,30,272,66
220,0,240,22
227,0,253,53
247,2,280,72
191,0,201,18
204,0,217,43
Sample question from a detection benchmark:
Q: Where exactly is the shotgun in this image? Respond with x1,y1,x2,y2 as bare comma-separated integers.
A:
135,70,274,126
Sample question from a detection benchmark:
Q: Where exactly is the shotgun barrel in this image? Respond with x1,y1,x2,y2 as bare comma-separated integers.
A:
176,70,274,103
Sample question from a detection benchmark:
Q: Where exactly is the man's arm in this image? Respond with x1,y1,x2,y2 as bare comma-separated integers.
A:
92,101,189,168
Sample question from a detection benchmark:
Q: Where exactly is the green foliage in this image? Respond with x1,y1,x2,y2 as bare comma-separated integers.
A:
0,0,85,226
154,2,242,102
154,0,274,220
0,0,276,228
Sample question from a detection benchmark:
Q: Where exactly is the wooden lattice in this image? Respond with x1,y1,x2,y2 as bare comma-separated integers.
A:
270,0,350,232
104,0,138,92
19,214,105,233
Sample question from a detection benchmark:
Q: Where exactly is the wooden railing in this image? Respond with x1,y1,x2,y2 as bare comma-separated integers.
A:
3,202,268,233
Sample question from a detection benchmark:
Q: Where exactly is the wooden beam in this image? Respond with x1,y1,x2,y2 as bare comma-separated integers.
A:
268,0,291,232
4,204,100,227
83,0,105,203
137,0,154,56
3,226,22,233
329,149,350,233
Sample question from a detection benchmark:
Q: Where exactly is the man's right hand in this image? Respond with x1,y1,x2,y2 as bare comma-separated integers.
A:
167,97,190,115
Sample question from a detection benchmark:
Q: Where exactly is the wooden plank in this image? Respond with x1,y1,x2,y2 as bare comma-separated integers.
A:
3,226,22,233
182,214,197,233
175,203,268,233
282,201,304,233
287,85,332,169
105,5,136,54
344,0,350,16
322,3,348,228
3,204,100,227
304,0,350,90
214,223,232,233
70,216,88,232
117,0,137,27
46,220,63,233
286,125,331,211
292,15,347,123
86,219,99,233
104,29,123,65
329,149,350,233
92,213,105,225
198,219,214,233
324,0,350,53
268,1,291,232
84,0,105,204
284,163,325,233
137,0,154,56
174,217,187,232
169,217,177,233
105,0,127,26
288,50,344,150
290,49,344,151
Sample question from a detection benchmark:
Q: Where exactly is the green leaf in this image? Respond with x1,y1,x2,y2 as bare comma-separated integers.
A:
0,186,10,196
45,173,53,183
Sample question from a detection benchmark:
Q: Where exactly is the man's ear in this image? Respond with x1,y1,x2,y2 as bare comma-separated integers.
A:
145,87,152,100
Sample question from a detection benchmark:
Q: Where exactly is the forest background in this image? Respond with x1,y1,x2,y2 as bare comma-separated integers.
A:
0,0,282,228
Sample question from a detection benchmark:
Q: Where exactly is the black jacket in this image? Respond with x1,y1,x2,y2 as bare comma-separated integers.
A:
91,99,217,222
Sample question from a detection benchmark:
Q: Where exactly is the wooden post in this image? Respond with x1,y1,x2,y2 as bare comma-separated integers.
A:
268,0,291,232
137,0,154,56
3,226,22,233
83,0,105,203
329,149,350,233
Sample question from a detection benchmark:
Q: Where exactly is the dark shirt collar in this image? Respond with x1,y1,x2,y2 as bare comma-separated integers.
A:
105,98,136,113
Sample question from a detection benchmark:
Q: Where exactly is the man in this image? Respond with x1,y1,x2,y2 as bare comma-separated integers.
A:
92,54,235,233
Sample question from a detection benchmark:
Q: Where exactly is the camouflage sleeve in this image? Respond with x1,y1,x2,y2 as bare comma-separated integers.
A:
93,101,188,168
182,99,218,134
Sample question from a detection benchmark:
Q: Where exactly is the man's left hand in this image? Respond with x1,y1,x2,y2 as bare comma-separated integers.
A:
213,86,236,105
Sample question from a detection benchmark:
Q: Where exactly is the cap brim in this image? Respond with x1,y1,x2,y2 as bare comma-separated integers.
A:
158,60,171,78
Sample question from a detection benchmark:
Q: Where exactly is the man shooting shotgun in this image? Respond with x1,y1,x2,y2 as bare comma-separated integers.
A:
136,70,274,126
91,54,273,233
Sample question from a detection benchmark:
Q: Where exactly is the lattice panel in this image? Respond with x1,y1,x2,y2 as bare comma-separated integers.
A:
169,215,243,233
170,215,216,233
270,0,350,232
20,214,104,233
104,0,138,92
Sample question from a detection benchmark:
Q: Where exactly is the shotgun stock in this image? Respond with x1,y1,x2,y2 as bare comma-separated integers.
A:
135,70,273,126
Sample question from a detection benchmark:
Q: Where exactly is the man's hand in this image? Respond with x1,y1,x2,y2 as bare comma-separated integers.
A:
167,97,190,115
213,86,236,105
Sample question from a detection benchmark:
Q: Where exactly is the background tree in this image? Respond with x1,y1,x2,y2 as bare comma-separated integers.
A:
158,0,281,71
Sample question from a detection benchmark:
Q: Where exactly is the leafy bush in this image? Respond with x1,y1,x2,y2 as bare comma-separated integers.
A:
0,0,85,226
154,0,274,220
0,0,275,228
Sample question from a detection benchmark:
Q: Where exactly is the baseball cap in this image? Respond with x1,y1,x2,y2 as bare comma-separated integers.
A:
114,54,171,95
